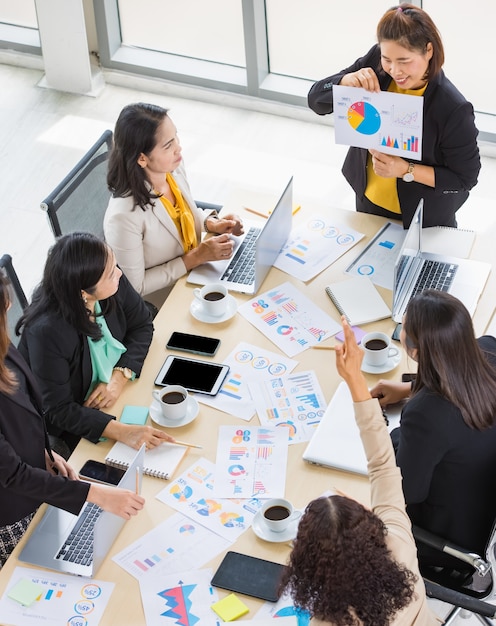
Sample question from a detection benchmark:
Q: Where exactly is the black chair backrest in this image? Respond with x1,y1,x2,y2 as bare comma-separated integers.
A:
40,130,113,239
0,254,28,347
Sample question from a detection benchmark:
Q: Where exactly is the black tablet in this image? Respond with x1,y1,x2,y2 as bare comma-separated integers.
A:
211,551,286,602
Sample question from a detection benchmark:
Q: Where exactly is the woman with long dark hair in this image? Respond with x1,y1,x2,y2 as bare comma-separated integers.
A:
0,274,144,568
17,232,175,454
279,318,440,625
372,289,496,566
104,102,243,302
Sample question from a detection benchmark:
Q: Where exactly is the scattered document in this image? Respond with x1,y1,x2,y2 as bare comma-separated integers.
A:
274,216,364,281
139,568,220,626
249,370,327,444
214,425,289,498
195,341,298,421
0,566,114,626
345,221,405,289
333,85,423,159
238,281,341,357
156,458,264,540
113,512,230,580
256,589,311,624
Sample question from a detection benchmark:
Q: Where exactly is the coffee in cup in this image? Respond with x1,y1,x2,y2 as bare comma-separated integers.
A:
152,385,189,422
362,331,399,367
261,498,301,533
193,283,228,317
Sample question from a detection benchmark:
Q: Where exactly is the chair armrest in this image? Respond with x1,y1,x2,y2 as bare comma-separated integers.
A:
195,200,222,213
413,525,491,577
424,580,496,618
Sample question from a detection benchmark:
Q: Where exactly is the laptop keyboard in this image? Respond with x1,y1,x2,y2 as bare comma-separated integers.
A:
411,259,458,298
55,502,102,565
221,226,261,285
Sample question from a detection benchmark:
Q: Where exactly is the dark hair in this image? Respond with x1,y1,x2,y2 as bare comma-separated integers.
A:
107,102,169,210
17,232,111,341
0,275,17,393
377,3,444,79
279,496,416,625
404,289,496,429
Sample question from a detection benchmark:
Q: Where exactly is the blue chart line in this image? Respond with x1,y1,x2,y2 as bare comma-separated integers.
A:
296,393,320,408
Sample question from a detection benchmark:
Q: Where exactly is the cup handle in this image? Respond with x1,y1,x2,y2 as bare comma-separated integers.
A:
152,389,161,402
289,509,302,522
388,346,399,358
193,288,202,301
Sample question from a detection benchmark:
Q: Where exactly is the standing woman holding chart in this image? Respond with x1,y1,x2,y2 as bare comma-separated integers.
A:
307,3,480,228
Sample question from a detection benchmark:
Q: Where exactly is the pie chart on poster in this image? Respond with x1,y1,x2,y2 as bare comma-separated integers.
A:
348,101,381,135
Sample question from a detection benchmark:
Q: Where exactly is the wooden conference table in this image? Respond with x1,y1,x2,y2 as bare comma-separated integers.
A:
1,189,496,624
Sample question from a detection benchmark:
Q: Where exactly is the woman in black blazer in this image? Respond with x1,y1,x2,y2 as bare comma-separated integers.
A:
307,3,480,228
17,232,175,454
371,290,496,569
0,275,145,567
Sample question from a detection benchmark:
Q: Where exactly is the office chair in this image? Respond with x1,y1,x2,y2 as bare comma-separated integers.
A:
40,129,113,239
413,524,496,624
0,254,29,346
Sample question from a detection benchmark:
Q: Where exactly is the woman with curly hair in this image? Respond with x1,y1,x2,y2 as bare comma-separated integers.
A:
279,318,441,625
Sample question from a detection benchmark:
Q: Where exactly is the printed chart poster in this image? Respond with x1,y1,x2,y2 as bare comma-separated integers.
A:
214,425,289,498
238,282,341,357
139,568,221,626
274,216,364,282
344,221,405,289
250,369,326,444
0,566,114,626
157,458,264,540
113,512,230,580
333,85,423,159
196,341,298,421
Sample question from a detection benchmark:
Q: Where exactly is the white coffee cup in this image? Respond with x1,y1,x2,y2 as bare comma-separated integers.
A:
193,283,228,317
261,498,301,533
152,385,189,421
362,331,399,367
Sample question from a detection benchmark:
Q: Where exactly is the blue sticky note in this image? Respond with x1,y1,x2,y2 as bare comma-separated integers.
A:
120,405,149,425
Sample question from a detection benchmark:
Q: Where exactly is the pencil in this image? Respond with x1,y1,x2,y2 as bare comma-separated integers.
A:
312,345,337,350
173,440,203,449
243,206,267,218
135,466,140,495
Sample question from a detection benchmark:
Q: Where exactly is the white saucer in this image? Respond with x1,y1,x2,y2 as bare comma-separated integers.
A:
189,295,237,324
252,510,300,543
149,396,199,428
361,351,401,374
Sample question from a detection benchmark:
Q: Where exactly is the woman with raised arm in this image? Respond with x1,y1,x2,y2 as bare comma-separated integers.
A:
279,317,441,625
0,274,144,568
17,232,175,455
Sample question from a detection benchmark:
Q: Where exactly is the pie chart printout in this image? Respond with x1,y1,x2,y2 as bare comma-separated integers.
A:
348,101,381,135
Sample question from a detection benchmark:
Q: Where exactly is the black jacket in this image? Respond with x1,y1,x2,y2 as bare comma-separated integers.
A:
18,274,153,446
308,45,481,228
0,346,89,526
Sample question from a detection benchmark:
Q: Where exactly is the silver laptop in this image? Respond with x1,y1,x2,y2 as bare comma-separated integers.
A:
187,177,293,295
392,200,491,323
303,382,403,475
18,444,145,577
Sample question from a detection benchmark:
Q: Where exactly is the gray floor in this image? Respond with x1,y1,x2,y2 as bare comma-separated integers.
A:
1,62,496,623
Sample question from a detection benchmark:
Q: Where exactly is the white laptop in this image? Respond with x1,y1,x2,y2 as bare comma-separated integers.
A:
187,177,293,295
18,444,145,577
303,382,403,475
392,200,490,323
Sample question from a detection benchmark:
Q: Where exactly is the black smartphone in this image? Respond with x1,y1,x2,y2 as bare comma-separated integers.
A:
166,331,220,356
402,373,416,383
154,354,229,395
392,322,402,342
78,460,126,486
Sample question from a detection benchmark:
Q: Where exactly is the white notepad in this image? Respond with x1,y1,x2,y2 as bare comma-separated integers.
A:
325,276,391,325
105,441,187,480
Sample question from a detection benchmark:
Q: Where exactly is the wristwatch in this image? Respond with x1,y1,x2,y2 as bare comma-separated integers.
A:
113,366,135,380
402,162,415,183
204,213,219,233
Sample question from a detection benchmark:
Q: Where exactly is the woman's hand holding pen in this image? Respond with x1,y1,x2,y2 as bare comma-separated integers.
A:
87,483,145,520
340,68,380,92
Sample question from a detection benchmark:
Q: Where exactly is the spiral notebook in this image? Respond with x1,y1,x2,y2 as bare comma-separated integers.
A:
105,441,187,480
325,276,391,325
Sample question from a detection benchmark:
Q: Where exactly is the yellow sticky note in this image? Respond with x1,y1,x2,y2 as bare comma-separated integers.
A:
211,593,249,621
7,578,43,607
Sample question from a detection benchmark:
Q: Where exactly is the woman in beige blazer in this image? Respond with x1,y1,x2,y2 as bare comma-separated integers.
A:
104,103,243,302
